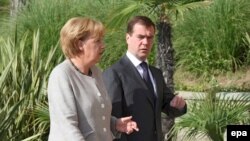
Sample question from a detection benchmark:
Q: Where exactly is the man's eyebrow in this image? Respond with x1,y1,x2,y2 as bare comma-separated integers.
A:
137,34,154,38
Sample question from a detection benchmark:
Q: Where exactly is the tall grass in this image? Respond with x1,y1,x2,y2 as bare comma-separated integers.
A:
243,32,250,64
2,0,118,60
0,0,10,51
0,31,61,141
174,0,250,77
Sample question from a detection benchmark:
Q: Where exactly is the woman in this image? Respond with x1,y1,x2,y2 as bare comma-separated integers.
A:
47,17,138,141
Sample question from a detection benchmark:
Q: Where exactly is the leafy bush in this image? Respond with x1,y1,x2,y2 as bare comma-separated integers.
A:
169,89,250,141
1,0,99,61
174,0,250,76
0,31,60,141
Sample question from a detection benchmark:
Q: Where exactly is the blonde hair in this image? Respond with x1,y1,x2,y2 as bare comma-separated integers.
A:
60,17,105,58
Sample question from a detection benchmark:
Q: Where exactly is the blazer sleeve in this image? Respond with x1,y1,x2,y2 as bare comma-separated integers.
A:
161,73,187,118
110,116,122,138
103,68,123,118
48,68,86,141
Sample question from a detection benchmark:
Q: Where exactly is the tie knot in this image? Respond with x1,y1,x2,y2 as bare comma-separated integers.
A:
140,62,148,69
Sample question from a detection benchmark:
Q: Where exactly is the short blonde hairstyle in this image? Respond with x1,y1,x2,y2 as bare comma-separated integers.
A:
60,17,105,58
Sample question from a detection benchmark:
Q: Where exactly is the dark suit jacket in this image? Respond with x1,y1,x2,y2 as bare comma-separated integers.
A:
103,55,187,141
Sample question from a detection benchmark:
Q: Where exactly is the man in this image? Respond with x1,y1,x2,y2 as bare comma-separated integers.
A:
103,16,187,141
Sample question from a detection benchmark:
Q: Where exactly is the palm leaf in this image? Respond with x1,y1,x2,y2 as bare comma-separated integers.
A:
33,102,50,131
106,0,144,30
0,97,25,138
170,92,250,141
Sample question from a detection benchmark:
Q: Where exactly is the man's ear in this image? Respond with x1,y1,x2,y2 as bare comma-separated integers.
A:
126,33,130,41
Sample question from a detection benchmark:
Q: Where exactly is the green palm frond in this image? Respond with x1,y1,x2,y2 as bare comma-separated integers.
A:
169,0,212,20
33,102,50,131
105,0,210,30
170,92,250,141
106,0,146,30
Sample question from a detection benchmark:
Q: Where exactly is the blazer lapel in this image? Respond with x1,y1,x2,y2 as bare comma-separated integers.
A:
121,56,155,107
149,67,160,108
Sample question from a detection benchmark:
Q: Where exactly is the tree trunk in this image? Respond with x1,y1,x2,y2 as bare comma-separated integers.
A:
10,0,26,17
156,21,175,141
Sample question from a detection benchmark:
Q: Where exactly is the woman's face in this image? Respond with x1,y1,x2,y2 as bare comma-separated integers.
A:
82,37,105,65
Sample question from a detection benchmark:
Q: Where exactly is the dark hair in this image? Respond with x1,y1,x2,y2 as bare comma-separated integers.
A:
126,16,155,34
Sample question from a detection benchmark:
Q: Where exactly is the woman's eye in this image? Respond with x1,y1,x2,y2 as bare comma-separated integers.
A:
95,39,100,42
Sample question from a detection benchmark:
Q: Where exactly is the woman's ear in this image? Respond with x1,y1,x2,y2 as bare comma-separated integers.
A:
77,40,84,51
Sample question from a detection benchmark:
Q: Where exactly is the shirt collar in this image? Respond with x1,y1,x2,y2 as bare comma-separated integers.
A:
126,51,148,67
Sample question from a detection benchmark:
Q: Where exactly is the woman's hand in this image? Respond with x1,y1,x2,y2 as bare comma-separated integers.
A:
116,116,139,134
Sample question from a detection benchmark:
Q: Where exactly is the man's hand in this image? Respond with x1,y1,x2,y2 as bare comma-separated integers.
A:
116,116,139,134
170,95,186,109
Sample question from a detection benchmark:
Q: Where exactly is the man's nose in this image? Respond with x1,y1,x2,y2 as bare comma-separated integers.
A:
142,38,148,44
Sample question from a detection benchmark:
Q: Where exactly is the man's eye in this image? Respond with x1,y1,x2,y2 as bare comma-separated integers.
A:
148,36,154,40
138,36,145,39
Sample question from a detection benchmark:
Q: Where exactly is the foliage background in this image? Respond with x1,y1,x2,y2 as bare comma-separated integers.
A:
0,0,250,140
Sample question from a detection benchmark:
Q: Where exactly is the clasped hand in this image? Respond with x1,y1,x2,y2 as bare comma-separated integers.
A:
116,116,139,134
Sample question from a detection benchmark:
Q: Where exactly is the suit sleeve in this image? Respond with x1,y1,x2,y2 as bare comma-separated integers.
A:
48,69,86,141
161,73,187,118
103,68,123,118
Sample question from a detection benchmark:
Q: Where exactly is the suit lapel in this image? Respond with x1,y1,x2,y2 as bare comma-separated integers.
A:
149,67,160,108
121,56,155,107
149,66,159,97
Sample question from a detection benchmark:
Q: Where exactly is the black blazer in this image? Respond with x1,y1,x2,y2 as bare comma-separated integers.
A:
103,55,186,141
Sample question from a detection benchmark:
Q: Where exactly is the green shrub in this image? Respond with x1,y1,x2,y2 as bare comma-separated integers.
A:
0,31,61,141
174,0,250,77
169,89,250,141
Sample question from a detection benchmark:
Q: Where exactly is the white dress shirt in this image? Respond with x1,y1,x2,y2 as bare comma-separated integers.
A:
126,51,156,94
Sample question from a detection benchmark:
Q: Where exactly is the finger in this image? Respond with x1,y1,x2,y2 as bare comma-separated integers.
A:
121,116,132,122
129,122,139,131
126,127,133,134
133,126,139,131
173,97,185,109
170,97,176,107
171,96,182,107
175,97,181,106
126,131,131,134
177,97,184,105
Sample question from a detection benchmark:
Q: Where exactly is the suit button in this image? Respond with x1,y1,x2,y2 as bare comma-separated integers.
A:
97,92,101,96
101,104,105,108
103,128,107,132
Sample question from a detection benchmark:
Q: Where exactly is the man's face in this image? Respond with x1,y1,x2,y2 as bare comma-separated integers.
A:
126,23,155,61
